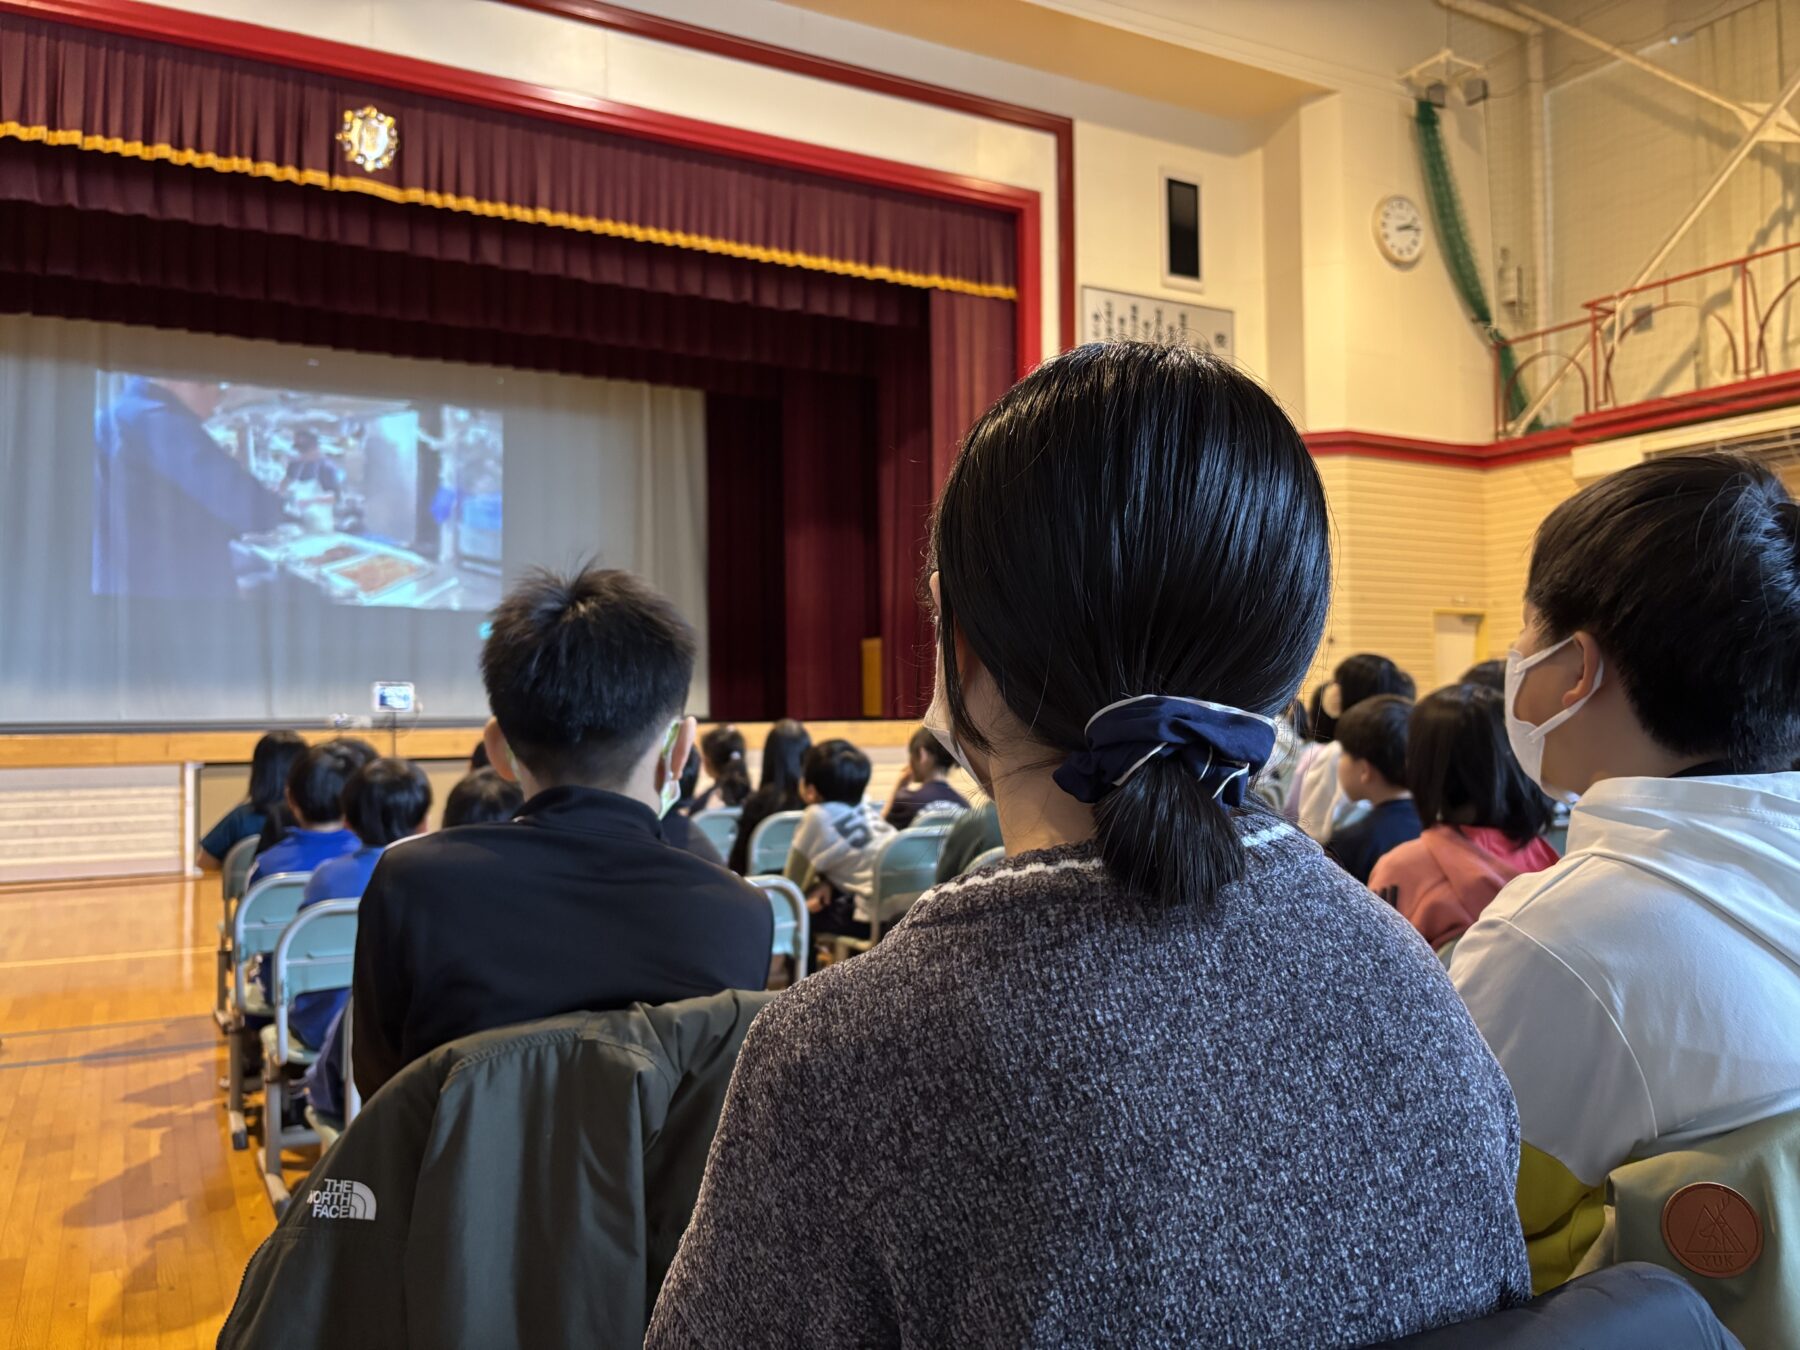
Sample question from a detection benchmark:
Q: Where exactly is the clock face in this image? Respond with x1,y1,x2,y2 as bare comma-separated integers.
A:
1375,195,1426,265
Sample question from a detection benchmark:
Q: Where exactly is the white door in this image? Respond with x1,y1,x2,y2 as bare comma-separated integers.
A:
1433,612,1484,689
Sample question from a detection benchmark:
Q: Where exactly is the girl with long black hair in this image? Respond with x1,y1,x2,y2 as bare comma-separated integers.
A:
650,344,1529,1346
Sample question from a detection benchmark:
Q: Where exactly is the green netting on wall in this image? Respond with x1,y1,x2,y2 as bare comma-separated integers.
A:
1415,99,1534,429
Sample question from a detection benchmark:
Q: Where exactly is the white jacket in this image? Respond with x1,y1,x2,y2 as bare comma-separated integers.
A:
1452,771,1800,1284
1284,741,1368,843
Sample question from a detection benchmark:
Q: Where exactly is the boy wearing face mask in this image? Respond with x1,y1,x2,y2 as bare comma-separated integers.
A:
350,568,771,1099
1452,453,1800,1294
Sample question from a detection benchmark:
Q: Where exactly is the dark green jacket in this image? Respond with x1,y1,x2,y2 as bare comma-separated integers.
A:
220,990,772,1350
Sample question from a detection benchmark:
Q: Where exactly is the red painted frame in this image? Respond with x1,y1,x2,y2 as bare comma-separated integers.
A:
0,0,1047,373
495,0,1076,354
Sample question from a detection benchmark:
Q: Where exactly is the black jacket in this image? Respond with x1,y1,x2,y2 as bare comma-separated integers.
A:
352,785,772,1098
220,994,773,1350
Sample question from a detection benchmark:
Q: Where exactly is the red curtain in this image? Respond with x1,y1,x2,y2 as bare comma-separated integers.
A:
0,13,1023,723
0,14,1015,301
781,372,879,719
876,292,1018,718
705,396,788,716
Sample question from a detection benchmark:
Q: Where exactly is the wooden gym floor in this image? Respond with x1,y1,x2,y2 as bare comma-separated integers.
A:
0,876,271,1348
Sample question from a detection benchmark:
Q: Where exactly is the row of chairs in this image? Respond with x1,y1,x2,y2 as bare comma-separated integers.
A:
214,841,815,1213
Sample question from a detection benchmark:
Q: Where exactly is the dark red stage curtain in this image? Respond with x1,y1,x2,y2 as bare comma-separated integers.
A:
0,197,917,392
876,292,1018,718
0,14,1015,302
781,373,879,720
705,396,788,717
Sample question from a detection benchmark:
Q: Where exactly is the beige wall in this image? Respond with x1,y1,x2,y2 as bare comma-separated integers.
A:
1307,451,1585,697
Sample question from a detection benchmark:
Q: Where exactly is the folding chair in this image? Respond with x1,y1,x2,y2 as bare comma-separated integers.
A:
867,824,952,942
831,824,954,960
215,836,260,1028
691,807,742,859
261,899,359,1214
750,876,810,982
747,810,804,876
964,845,1006,876
226,872,310,1151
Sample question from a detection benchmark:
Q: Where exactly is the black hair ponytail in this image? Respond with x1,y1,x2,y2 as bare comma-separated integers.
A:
931,342,1331,908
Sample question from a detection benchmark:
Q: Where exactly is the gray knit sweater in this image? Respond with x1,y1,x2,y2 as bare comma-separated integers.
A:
647,815,1531,1348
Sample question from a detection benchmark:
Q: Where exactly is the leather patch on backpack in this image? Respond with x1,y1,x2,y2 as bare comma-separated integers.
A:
1662,1182,1763,1279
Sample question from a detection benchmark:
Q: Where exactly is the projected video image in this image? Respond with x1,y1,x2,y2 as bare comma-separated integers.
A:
93,373,503,611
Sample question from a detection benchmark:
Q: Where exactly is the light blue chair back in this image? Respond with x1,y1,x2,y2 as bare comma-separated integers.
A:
692,807,742,858
271,899,359,1063
751,876,809,980
871,824,952,939
223,835,259,904
232,873,310,1008
965,845,1006,876
748,810,804,876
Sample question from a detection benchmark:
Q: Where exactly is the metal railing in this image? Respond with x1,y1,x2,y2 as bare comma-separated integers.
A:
1494,238,1800,438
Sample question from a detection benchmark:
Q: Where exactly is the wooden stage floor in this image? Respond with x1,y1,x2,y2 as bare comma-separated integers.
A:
0,876,272,1348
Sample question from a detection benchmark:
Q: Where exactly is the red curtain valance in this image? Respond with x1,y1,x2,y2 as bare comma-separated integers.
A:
0,12,1016,300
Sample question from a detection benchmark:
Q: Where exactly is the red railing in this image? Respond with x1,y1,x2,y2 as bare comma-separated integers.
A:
1494,238,1800,438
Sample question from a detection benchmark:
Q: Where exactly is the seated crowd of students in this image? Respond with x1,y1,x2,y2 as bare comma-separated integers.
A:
206,341,1799,1347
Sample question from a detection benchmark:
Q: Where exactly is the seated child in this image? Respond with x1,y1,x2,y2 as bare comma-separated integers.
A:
790,739,896,938
292,760,431,1125
441,766,523,828
1325,694,1421,885
1370,684,1558,952
883,727,970,829
247,740,366,882
286,758,432,1049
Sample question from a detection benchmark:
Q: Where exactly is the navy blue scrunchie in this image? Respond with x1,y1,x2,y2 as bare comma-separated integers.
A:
1052,695,1278,806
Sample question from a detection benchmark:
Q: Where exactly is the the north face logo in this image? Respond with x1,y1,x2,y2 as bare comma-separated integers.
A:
309,1179,378,1220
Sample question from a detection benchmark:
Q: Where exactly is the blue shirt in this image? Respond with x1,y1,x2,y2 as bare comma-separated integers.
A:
286,845,387,1049
248,826,360,890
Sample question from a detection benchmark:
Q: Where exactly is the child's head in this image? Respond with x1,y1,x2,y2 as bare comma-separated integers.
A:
1335,694,1411,803
802,739,872,806
908,727,955,781
247,731,306,815
442,767,524,828
700,725,751,805
1517,452,1800,792
342,757,433,848
760,719,812,796
1326,653,1416,723
1460,660,1506,693
929,342,1330,907
480,567,696,793
284,742,362,830
1408,685,1551,846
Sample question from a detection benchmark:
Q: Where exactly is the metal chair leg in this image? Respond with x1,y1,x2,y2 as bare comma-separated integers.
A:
227,1024,250,1151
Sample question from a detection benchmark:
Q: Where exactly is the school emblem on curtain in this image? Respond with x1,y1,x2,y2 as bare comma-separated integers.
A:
337,105,399,172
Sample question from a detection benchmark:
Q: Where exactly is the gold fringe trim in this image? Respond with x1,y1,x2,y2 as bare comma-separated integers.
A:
0,121,1018,300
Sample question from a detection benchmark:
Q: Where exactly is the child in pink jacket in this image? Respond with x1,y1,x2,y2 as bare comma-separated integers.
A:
1370,684,1559,952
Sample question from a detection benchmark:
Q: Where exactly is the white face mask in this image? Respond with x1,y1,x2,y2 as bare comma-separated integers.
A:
921,644,980,785
1504,636,1604,799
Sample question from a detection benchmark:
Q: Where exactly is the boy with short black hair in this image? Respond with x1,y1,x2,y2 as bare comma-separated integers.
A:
1326,694,1421,885
248,741,361,886
791,739,895,938
1453,452,1800,1297
352,567,771,1098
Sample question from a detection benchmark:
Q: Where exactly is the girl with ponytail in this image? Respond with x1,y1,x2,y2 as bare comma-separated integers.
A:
650,343,1531,1348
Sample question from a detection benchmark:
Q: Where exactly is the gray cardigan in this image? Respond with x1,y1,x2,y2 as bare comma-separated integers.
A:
649,813,1531,1348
